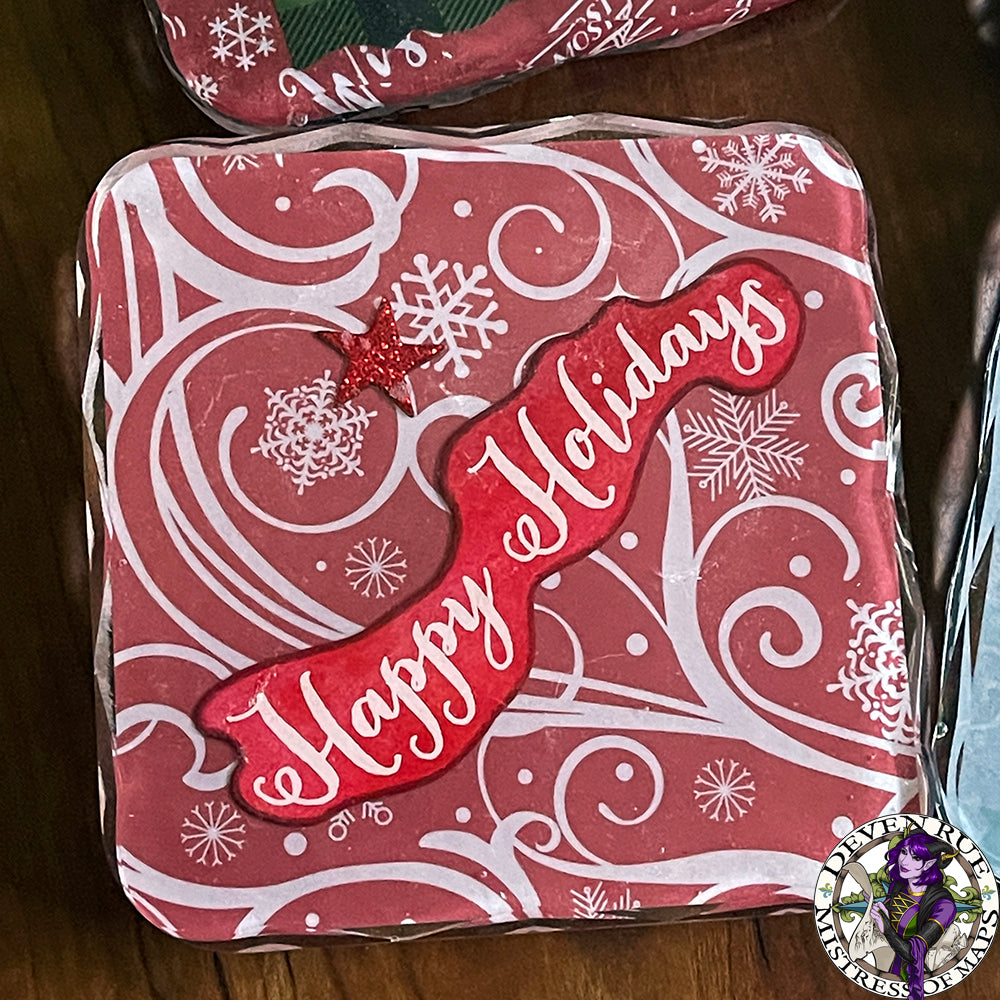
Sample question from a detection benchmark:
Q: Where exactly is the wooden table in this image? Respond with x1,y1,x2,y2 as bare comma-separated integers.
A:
3,0,1000,996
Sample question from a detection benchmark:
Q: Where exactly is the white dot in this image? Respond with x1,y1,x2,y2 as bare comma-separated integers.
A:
401,917,416,924
455,807,471,823
832,816,854,838
535,246,543,254
540,573,561,590
453,200,472,217
304,912,320,929
591,372,603,385
615,762,634,782
283,832,307,856
626,633,648,656
274,196,291,212
692,139,707,154
315,560,327,572
620,531,639,550
804,290,824,310
517,768,533,785
789,555,811,578
841,469,857,485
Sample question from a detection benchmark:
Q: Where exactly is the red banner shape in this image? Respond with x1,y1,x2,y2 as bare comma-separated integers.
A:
198,260,803,823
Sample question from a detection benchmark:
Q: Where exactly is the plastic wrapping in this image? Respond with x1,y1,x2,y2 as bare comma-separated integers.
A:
934,217,1000,872
142,0,800,133
81,113,924,945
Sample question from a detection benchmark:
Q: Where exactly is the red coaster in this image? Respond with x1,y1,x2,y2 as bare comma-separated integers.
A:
145,0,801,131
83,117,921,943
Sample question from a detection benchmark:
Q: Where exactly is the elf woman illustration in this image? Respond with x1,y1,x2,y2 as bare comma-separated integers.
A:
839,824,977,999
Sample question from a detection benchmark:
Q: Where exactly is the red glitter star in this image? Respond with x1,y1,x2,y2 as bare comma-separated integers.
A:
316,300,443,416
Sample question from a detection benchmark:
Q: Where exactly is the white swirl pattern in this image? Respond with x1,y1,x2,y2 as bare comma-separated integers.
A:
90,126,918,938
821,352,887,460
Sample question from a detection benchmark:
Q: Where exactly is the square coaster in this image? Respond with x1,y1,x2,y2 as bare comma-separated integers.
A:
83,116,922,943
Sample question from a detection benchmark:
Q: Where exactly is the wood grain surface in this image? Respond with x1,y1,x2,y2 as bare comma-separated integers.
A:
3,0,1000,997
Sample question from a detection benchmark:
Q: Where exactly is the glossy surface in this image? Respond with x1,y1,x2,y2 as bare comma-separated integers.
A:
4,0,1000,995
937,219,1000,874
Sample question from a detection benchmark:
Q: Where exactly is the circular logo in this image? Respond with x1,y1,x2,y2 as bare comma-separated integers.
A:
814,814,997,996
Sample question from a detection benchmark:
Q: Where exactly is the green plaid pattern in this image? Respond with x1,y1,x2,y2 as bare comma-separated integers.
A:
273,0,516,69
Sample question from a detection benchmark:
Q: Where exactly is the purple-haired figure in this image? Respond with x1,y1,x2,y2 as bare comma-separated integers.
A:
869,831,958,1000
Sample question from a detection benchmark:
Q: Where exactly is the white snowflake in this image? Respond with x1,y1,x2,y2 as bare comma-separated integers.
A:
682,388,807,502
181,801,246,865
253,371,376,494
694,759,756,822
570,882,641,919
345,537,407,598
208,4,275,72
192,151,260,174
828,599,917,745
391,253,508,378
187,73,219,105
696,134,812,224
222,152,260,174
